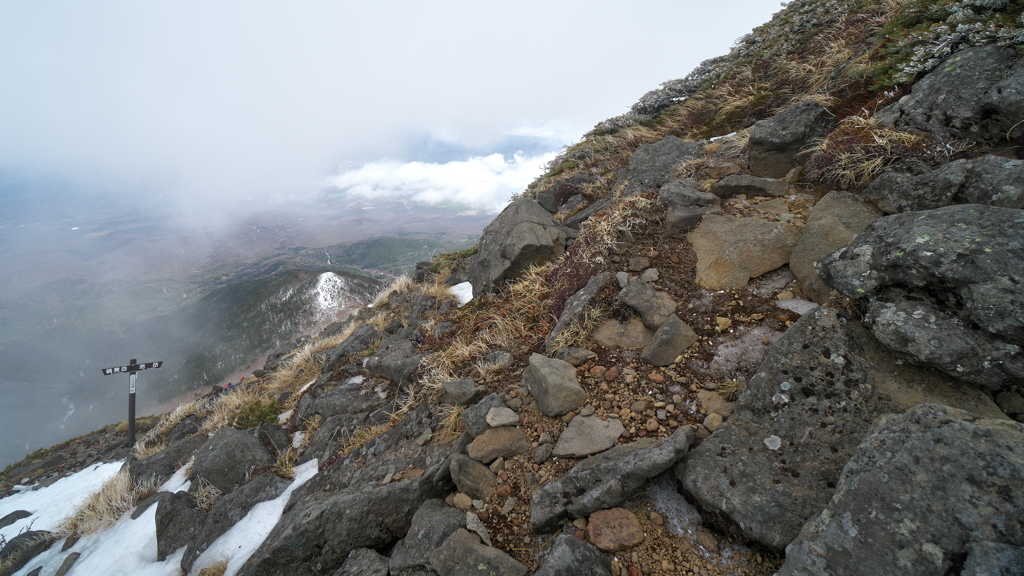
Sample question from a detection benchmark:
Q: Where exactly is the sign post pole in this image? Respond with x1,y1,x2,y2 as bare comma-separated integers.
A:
100,359,163,450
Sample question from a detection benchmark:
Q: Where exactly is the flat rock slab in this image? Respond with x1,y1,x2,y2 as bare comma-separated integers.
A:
429,529,527,576
586,508,645,552
781,404,1024,576
450,454,496,501
641,314,698,366
688,214,800,289
617,136,705,197
591,317,653,349
709,174,789,198
552,416,624,458
467,426,529,463
617,279,677,330
534,533,612,576
191,427,273,494
523,354,586,417
389,499,466,574
678,307,1005,551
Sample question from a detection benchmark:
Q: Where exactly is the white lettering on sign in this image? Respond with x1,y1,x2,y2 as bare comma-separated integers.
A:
130,373,137,394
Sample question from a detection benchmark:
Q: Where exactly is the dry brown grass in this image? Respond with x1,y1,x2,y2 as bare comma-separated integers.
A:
335,422,393,460
196,560,229,576
548,304,610,352
133,397,209,459
436,405,465,443
717,380,748,402
56,468,160,537
193,477,223,511
199,385,276,435
370,275,414,308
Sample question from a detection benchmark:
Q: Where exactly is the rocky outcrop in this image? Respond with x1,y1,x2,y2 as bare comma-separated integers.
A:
864,155,1024,214
522,354,586,418
551,415,624,458
877,45,1024,145
388,499,466,574
819,204,1024,389
534,533,612,576
688,214,800,289
658,179,721,234
546,272,611,353
154,491,205,561
781,404,1024,576
678,307,1004,551
428,529,527,576
617,279,676,330
364,332,429,388
616,136,704,197
789,191,882,303
322,324,382,374
470,199,569,297
129,435,206,486
748,100,833,178
641,314,698,367
0,531,52,576
531,427,695,533
336,548,390,576
191,427,274,494
709,174,789,198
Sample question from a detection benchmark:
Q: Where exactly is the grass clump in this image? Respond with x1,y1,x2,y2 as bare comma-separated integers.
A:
227,400,279,429
56,468,159,536
196,560,229,576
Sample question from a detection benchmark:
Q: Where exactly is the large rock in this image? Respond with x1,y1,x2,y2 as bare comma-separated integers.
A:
546,272,611,353
677,307,1005,551
864,155,1024,215
450,454,496,501
617,279,677,330
658,179,721,234
129,435,206,486
688,214,801,289
154,491,206,561
818,204,1024,385
590,317,653,349
389,499,466,574
748,100,833,178
470,198,568,297
709,174,789,198
237,405,452,576
191,427,273,494
0,531,52,576
534,532,612,576
531,427,695,533
297,377,391,422
364,334,429,388
641,314,698,366
523,354,587,417
877,45,1024,145
322,324,382,374
780,404,1024,576
617,136,705,197
428,529,527,576
789,191,882,303
335,548,390,576
552,415,624,458
467,426,529,463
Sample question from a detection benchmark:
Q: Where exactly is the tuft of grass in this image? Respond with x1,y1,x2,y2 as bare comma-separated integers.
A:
549,304,610,352
196,560,229,576
56,469,160,536
199,386,275,435
134,397,209,459
334,423,394,460
193,477,223,511
227,400,279,430
718,379,748,402
436,405,465,443
370,275,414,308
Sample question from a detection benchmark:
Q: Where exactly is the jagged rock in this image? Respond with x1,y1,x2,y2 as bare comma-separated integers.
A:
297,377,390,422
335,548,390,576
442,379,486,406
461,393,506,438
365,334,429,388
155,491,206,561
537,175,588,213
709,174,789,198
3,453,66,483
470,198,568,297
877,45,1024,145
450,454,496,501
238,405,452,576
428,529,527,576
485,407,519,428
688,214,800,289
617,136,705,197
0,510,31,529
563,195,614,229
480,350,514,371
53,552,80,576
789,191,883,303
165,414,201,444
748,100,833,178
523,354,587,417
129,435,206,486
678,307,1005,551
819,204,1024,384
546,272,611,353
641,314,698,366
553,346,596,366
531,427,695,533
617,279,676,330
864,155,1024,214
263,341,299,373
0,530,52,576
252,423,290,455
961,542,1024,576
534,532,612,576
467,427,529,464
780,404,1024,576
996,391,1024,416
181,472,289,573
322,324,382,374
552,415,624,458
389,499,467,574
300,413,371,465
191,427,273,493
586,508,644,552
658,179,721,234
591,317,653,349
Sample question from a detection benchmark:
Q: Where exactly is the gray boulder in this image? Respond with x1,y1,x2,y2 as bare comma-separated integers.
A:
300,413,371,465
641,314,698,366
297,378,391,422
877,45,1024,145
780,404,1024,576
155,491,206,561
442,379,487,406
531,426,695,533
789,191,883,303
553,346,597,367
322,324,382,374
962,542,1024,576
617,136,705,197
390,499,467,574
523,354,586,417
365,334,429,388
748,100,833,178
470,198,568,297
191,426,273,493
0,510,31,530
617,279,677,330
534,533,612,576
428,529,527,576
460,393,506,438
709,174,789,198
0,530,52,576
551,415,624,458
864,155,1024,214
688,214,800,289
562,195,614,229
450,454,496,500
546,272,611,353
129,435,207,486
658,179,721,234
678,307,1005,551
334,548,390,576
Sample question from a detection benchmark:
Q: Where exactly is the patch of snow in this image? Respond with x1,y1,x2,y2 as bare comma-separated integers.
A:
0,461,123,541
159,458,193,493
277,409,294,425
776,298,818,316
451,281,473,307
347,375,365,385
291,431,306,449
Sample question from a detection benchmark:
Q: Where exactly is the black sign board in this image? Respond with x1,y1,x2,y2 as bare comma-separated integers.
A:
100,359,163,448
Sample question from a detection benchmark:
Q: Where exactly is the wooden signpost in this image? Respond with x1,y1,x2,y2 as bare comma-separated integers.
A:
100,359,163,448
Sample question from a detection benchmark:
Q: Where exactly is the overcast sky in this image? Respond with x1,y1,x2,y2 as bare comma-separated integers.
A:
0,1,781,214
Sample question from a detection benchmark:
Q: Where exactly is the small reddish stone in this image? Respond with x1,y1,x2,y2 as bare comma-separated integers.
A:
604,366,620,381
445,493,457,507
498,470,509,481
669,254,681,264
587,508,645,552
590,366,607,378
628,566,643,576
535,424,545,433
646,248,659,258
575,530,586,541
648,372,665,384
496,484,513,498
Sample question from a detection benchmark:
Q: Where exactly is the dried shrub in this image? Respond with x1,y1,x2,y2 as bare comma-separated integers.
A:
56,469,159,536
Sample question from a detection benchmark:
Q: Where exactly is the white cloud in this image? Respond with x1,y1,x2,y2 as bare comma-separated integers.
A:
327,151,558,213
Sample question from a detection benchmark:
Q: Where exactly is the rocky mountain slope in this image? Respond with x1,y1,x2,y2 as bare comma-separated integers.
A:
3,1,1024,575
